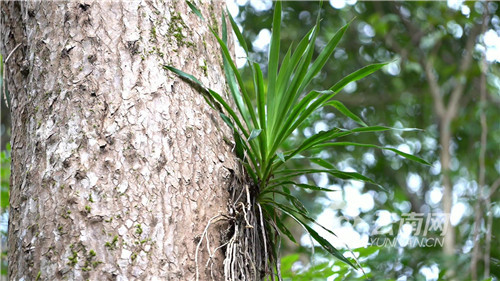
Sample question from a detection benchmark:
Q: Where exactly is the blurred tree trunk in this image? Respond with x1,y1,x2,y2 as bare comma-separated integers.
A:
438,118,455,256
385,4,479,258
1,1,239,280
424,24,476,255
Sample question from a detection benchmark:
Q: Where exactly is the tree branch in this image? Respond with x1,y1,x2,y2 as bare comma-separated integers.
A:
486,177,500,200
391,4,426,46
446,24,481,120
423,59,446,118
471,6,489,279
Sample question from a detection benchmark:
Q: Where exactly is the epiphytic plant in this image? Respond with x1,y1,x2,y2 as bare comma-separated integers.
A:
166,1,429,279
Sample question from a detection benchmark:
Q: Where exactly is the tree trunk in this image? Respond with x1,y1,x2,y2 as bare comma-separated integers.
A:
439,119,455,256
1,1,240,280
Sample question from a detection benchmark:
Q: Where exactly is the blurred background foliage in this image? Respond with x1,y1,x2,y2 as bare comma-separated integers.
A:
1,0,499,280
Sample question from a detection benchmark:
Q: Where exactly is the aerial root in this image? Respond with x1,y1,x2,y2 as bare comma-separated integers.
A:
195,180,271,281
195,214,230,281
223,183,269,281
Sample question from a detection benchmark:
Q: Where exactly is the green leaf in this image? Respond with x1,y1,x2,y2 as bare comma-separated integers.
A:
212,13,259,129
292,125,392,157
261,190,308,215
220,113,258,170
330,62,388,93
163,66,256,147
253,63,266,131
353,245,381,257
210,90,261,171
280,254,300,272
267,125,393,179
253,62,267,163
266,0,282,124
347,126,391,133
276,152,285,163
186,1,204,21
264,180,338,193
163,65,206,89
271,26,318,139
220,113,245,160
282,186,291,194
241,160,259,184
309,158,336,169
276,21,319,128
219,13,253,130
291,197,308,214
273,26,315,104
207,89,249,138
267,90,332,161
295,183,339,192
284,128,341,161
269,201,356,268
314,142,431,165
274,43,293,100
248,129,262,142
271,168,378,187
1,188,9,209
299,20,352,95
272,90,335,152
275,217,297,244
227,10,249,54
301,223,356,268
326,100,367,127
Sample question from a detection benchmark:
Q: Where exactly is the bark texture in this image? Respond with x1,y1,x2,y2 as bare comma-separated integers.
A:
1,1,239,280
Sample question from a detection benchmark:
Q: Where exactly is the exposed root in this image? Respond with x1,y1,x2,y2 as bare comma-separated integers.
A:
195,172,273,281
223,182,269,281
195,214,228,281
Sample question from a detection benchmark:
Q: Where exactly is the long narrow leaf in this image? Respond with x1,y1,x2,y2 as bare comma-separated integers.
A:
273,62,389,150
275,26,315,98
330,62,388,93
260,190,308,214
279,12,322,119
301,222,356,268
227,10,249,54
270,168,377,186
285,126,393,163
248,129,262,142
164,65,206,89
208,89,249,138
314,142,431,165
219,18,251,129
267,200,356,268
326,100,368,127
213,13,258,128
253,62,267,165
267,0,282,128
267,90,331,161
263,90,331,180
220,113,245,159
220,113,259,171
310,158,336,169
285,128,341,161
275,216,297,244
186,1,204,21
164,65,263,170
271,26,317,138
263,180,338,193
299,20,352,95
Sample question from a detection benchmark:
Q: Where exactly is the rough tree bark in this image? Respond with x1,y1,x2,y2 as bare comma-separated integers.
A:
1,1,241,280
